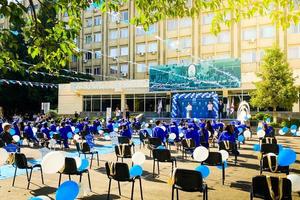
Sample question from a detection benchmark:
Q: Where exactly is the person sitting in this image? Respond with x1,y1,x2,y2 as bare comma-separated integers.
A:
199,123,209,148
169,121,179,141
24,122,39,144
218,124,236,143
0,123,14,145
58,122,69,148
120,124,132,139
41,122,51,140
153,120,166,144
263,123,274,137
106,120,114,133
185,123,200,147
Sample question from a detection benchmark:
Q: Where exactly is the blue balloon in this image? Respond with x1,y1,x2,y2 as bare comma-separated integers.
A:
278,148,296,166
282,127,289,133
29,197,43,200
290,125,297,130
74,128,79,133
195,165,210,178
78,159,89,171
238,135,245,142
130,165,143,177
278,144,283,152
9,128,16,136
56,180,79,200
97,126,102,131
217,161,228,170
157,145,165,149
238,128,243,134
67,132,73,139
253,144,261,152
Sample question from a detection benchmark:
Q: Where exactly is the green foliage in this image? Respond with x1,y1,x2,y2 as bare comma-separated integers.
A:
250,46,299,111
252,112,272,121
280,118,300,128
46,109,58,119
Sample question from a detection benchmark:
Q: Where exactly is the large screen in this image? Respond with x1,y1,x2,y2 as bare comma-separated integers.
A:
149,58,241,91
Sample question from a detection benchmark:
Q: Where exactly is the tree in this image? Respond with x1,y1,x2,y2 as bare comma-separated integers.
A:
250,46,299,121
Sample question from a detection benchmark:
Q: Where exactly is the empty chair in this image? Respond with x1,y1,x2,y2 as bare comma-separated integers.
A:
105,162,143,200
148,137,162,157
58,157,92,191
12,153,44,189
218,141,238,165
202,152,225,185
115,144,132,163
261,137,277,144
118,136,135,153
250,175,292,200
171,169,208,200
260,154,289,175
152,149,177,177
181,139,196,159
76,142,99,169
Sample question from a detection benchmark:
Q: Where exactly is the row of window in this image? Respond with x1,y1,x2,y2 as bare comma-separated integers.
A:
85,32,102,44
109,42,158,57
85,16,102,27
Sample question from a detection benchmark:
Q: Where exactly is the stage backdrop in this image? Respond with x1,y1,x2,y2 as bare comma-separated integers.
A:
171,92,218,118
149,58,241,91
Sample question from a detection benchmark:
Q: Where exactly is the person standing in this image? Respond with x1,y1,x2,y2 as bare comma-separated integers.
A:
207,101,214,119
125,105,130,120
115,107,121,120
186,103,192,118
218,100,224,120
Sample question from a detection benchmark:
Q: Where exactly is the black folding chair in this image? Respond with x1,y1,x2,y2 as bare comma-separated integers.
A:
148,137,162,157
260,154,289,175
12,153,44,189
118,136,135,153
58,157,92,191
105,162,143,200
152,148,177,177
115,144,132,163
76,142,99,169
218,141,238,165
172,169,208,200
261,137,277,144
202,152,225,185
250,175,292,200
181,139,196,159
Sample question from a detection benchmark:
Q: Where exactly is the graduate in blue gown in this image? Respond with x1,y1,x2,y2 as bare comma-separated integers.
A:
120,124,132,139
169,121,179,141
76,120,84,132
24,122,39,144
12,121,20,136
218,124,236,143
263,123,274,137
50,121,57,133
59,122,69,148
199,123,209,148
106,120,114,133
41,123,50,139
152,120,166,144
185,123,200,147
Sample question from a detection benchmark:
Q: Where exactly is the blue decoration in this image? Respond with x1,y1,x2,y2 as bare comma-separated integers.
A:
50,131,54,138
67,132,73,139
238,135,245,142
29,197,43,200
217,161,228,170
253,144,260,152
238,128,243,134
157,145,166,149
278,144,283,152
195,165,210,179
78,159,89,171
290,125,297,130
4,144,18,152
278,148,297,166
56,180,79,200
97,126,102,131
282,127,289,133
130,165,143,177
74,128,79,133
9,128,16,136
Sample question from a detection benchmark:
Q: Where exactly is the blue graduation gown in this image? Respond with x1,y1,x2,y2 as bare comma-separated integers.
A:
153,126,166,142
218,131,235,143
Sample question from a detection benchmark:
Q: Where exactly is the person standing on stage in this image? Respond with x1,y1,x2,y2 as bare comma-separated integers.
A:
207,101,214,118
218,100,224,120
186,103,192,118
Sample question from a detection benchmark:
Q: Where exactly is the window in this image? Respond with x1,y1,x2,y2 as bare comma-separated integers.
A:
137,63,147,72
215,53,231,59
180,37,192,49
94,32,101,42
167,59,177,65
85,52,92,60
121,11,129,22
148,42,157,52
288,47,300,59
85,34,92,44
94,67,101,75
202,13,214,25
109,29,118,40
110,11,120,22
110,47,118,57
241,51,257,63
110,65,118,74
86,18,93,27
136,27,146,36
94,16,102,26
85,67,92,74
148,61,158,67
218,31,230,43
167,19,178,31
202,34,216,45
243,28,257,40
95,50,102,59
120,27,129,38
71,55,77,62
260,26,275,38
168,39,179,50
148,24,158,33
288,23,300,34
136,43,146,54
179,18,192,28
120,64,129,74
120,45,128,56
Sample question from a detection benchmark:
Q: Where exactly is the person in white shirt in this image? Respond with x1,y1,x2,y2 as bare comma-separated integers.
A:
115,107,121,120
186,103,192,118
207,101,214,118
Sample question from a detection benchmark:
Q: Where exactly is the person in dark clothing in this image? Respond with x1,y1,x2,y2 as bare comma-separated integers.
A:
218,99,224,120
0,123,14,145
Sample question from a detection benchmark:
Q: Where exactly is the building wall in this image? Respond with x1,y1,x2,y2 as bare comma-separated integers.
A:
58,84,83,114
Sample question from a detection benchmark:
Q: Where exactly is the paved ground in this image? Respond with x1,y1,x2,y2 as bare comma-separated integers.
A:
0,136,299,200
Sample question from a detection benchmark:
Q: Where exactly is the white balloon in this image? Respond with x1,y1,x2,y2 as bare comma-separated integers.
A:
297,131,300,136
32,127,38,134
74,134,80,141
169,133,176,140
41,151,65,174
291,129,297,134
104,135,111,140
114,128,119,132
56,127,60,131
0,148,9,166
219,150,229,161
193,146,209,162
150,120,153,123
40,147,50,158
257,130,266,138
98,130,104,134
278,129,285,135
287,174,300,192
179,133,184,138
208,131,211,137
12,135,20,142
74,157,82,168
244,130,251,138
71,126,76,132
132,152,146,165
